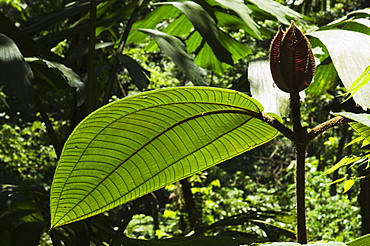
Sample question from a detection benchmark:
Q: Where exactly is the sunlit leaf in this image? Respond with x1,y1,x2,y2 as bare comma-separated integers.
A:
329,177,346,186
195,42,227,74
324,156,363,175
343,179,355,193
127,5,180,45
347,233,370,246
309,30,370,109
308,60,339,96
113,235,257,246
344,136,365,149
346,65,370,101
50,87,279,229
248,57,290,117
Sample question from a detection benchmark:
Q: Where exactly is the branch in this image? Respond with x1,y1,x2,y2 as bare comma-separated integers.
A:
306,116,347,143
260,112,295,141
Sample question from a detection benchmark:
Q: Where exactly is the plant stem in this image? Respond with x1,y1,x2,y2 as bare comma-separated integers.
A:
86,0,96,114
34,93,62,158
110,197,144,244
290,92,307,244
295,142,307,244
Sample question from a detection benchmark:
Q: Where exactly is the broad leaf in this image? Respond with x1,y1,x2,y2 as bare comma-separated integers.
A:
0,34,34,109
26,58,85,106
113,235,257,246
127,5,180,45
50,87,279,229
348,233,370,246
260,243,346,246
309,30,370,109
248,58,290,116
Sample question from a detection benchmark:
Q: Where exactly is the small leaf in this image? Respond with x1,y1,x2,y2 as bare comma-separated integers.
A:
325,156,363,175
329,177,346,186
117,54,150,91
343,179,355,193
345,65,370,101
344,136,365,149
270,21,316,93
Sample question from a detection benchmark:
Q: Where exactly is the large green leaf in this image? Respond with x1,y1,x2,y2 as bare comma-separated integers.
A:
260,243,346,246
50,87,279,229
248,57,290,117
112,236,257,246
127,5,180,45
309,30,370,109
347,233,370,246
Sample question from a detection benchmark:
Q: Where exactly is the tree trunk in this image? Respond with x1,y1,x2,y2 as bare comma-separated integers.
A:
180,178,201,229
359,165,370,235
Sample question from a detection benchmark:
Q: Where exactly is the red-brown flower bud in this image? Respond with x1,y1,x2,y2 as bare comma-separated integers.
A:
269,21,315,93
